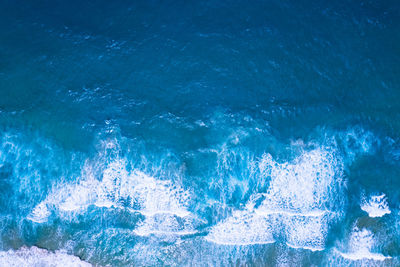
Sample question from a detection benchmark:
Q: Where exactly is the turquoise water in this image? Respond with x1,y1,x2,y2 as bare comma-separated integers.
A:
0,0,399,266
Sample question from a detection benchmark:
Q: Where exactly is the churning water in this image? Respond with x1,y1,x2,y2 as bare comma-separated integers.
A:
0,0,399,266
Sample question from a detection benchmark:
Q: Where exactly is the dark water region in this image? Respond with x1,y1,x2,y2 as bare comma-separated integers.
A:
0,0,399,266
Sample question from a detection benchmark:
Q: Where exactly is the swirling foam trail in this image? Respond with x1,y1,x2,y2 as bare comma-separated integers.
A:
0,246,91,267
206,147,345,251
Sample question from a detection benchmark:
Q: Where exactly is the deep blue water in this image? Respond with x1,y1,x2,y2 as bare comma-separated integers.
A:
0,0,400,266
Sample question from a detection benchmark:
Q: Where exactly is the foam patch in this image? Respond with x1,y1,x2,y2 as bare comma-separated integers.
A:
28,156,196,236
205,209,275,245
336,227,391,261
206,147,345,251
361,194,391,218
0,246,91,267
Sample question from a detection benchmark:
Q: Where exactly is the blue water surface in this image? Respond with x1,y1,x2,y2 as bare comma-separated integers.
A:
0,0,399,266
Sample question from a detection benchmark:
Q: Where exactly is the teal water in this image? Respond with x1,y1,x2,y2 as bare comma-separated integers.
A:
0,0,400,266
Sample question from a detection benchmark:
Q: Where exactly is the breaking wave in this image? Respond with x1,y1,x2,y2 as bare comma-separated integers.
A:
206,147,345,251
28,152,198,238
327,226,394,266
0,246,91,267
0,125,396,265
361,194,391,218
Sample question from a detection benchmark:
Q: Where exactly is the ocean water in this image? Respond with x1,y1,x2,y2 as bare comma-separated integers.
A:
0,0,399,266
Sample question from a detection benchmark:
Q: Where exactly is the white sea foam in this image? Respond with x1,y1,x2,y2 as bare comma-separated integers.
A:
206,147,344,251
29,159,191,217
28,151,195,236
336,227,391,261
205,209,275,245
0,246,91,267
257,148,342,212
286,214,332,251
361,194,391,218
26,202,51,223
338,251,390,261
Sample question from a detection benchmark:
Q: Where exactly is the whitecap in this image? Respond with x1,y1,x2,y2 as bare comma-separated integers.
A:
0,246,91,267
336,227,391,262
206,147,345,251
338,250,391,261
361,194,391,218
26,202,51,223
205,209,275,246
29,159,191,216
27,154,197,237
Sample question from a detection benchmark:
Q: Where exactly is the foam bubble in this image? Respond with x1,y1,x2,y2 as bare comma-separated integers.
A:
361,194,391,218
0,246,91,267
